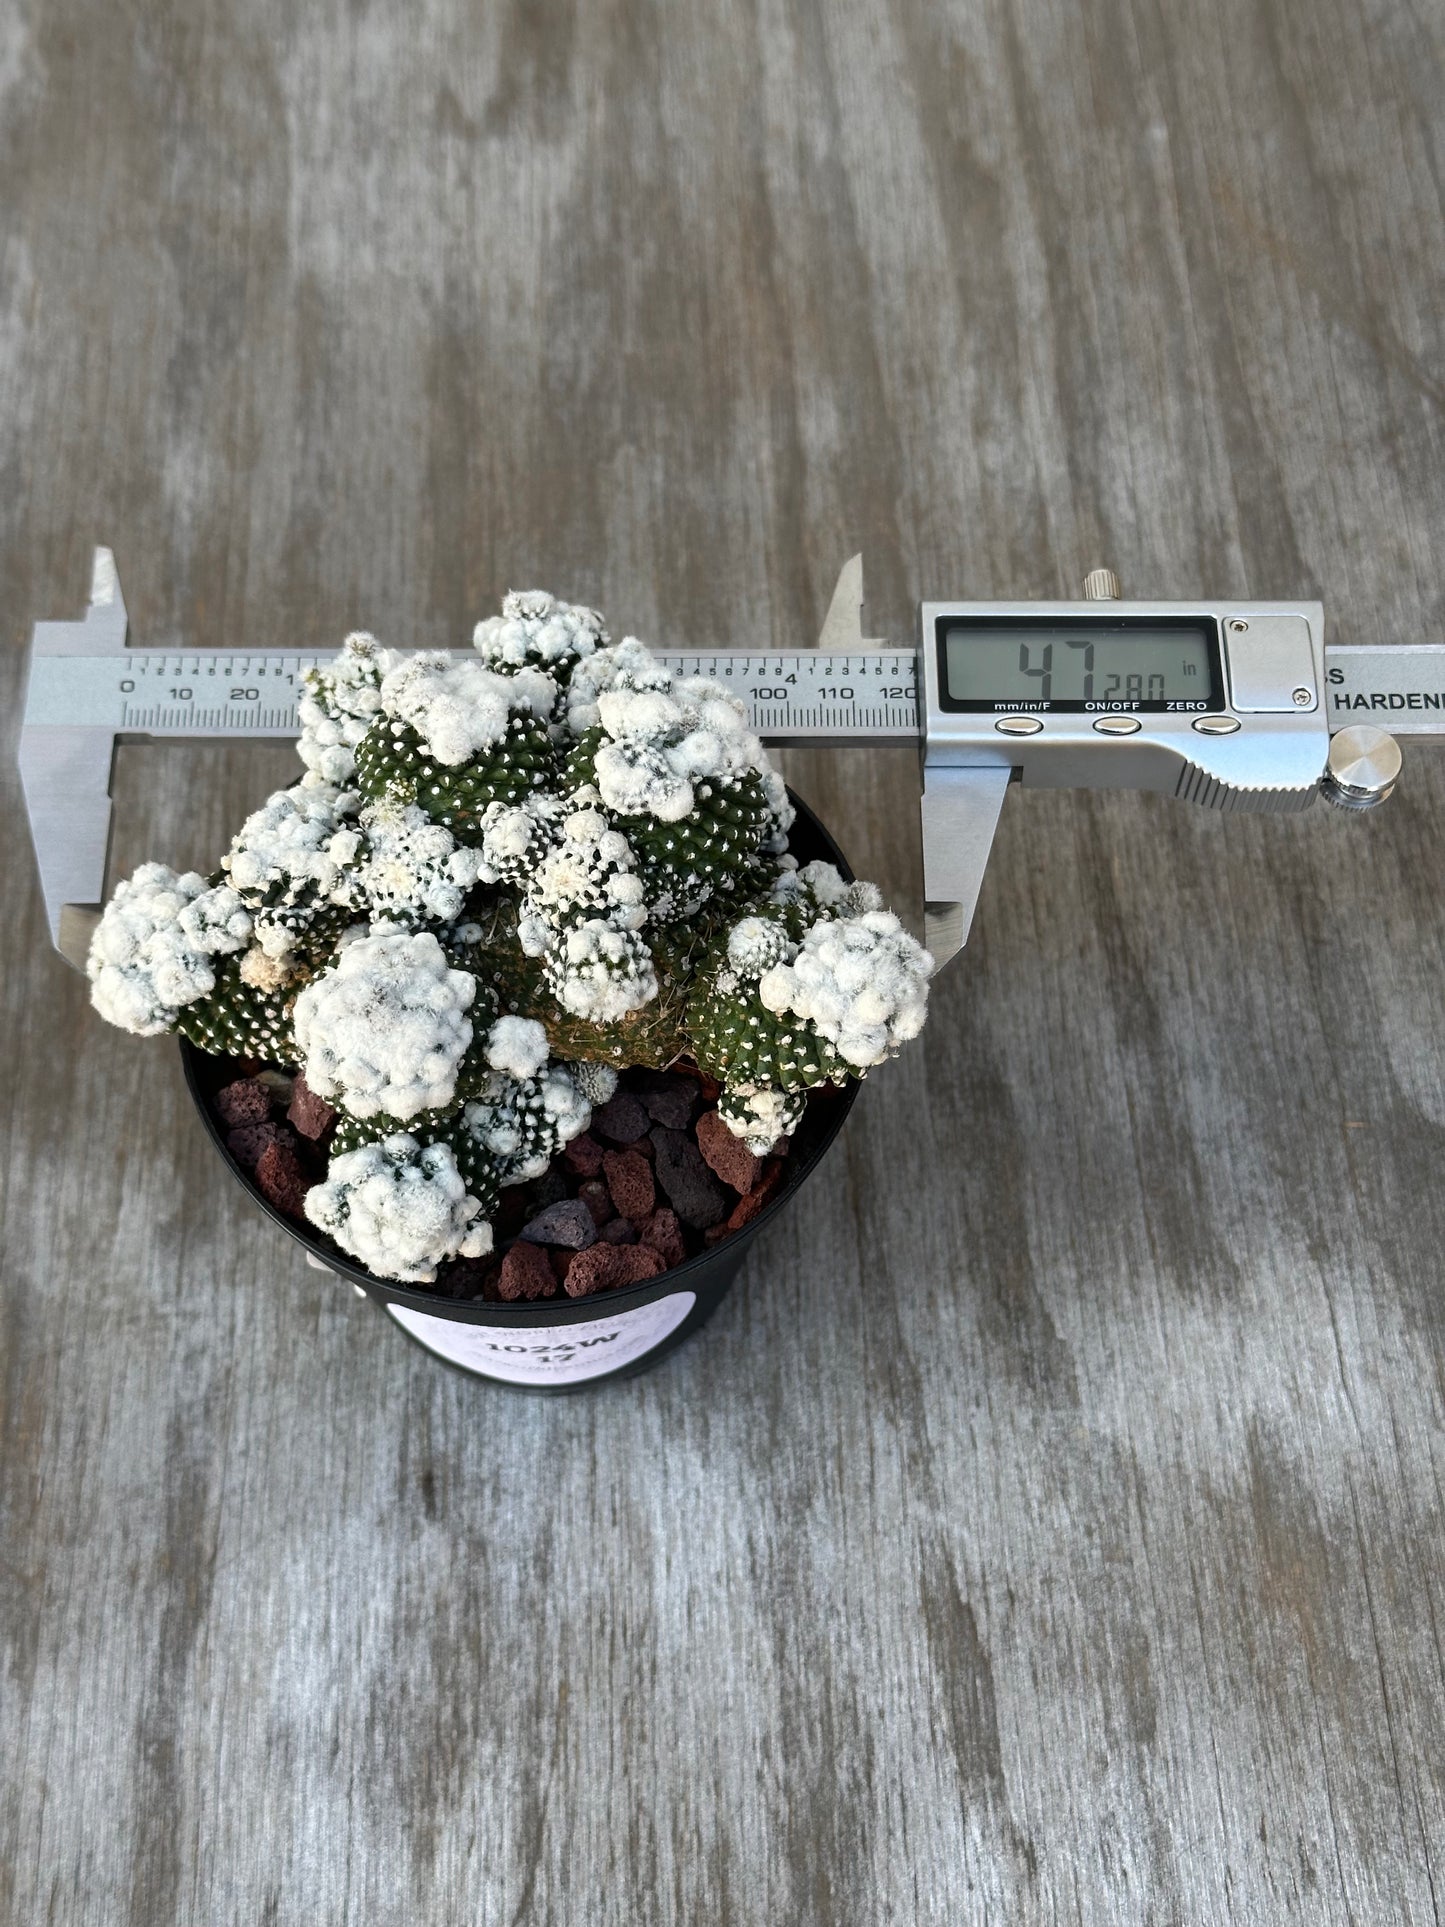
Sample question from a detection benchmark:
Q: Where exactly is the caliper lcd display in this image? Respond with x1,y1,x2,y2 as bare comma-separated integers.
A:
938,615,1223,714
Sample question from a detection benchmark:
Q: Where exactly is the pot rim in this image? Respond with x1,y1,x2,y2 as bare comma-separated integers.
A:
179,788,861,1323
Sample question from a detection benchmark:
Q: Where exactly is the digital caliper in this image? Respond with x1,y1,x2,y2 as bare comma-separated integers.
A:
19,549,1445,971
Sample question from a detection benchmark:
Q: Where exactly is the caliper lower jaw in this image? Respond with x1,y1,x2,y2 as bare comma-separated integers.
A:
20,548,129,969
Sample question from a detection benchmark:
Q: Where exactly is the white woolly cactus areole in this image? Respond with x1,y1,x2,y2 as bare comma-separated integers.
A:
472,1016,581,1171
223,783,358,958
517,802,656,1021
88,585,933,1282
88,866,251,1036
298,632,397,787
379,654,556,766
473,589,607,673
293,930,476,1120
459,1056,594,1185
717,1087,807,1156
758,912,932,1069
569,638,783,830
342,803,487,926
304,1135,492,1283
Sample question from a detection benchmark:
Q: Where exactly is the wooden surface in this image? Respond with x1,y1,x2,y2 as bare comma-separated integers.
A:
3,2,1443,1920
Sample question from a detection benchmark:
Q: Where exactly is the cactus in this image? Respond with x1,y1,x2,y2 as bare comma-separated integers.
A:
353,653,557,830
297,632,396,789
87,591,932,1281
472,589,608,682
176,950,304,1060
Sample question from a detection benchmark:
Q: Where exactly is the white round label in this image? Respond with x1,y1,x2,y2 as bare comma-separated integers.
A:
384,1290,698,1385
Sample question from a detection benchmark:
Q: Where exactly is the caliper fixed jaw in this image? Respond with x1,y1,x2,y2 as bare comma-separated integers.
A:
18,548,130,969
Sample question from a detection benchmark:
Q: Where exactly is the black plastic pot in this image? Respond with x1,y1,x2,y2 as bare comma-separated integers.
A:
181,792,860,1392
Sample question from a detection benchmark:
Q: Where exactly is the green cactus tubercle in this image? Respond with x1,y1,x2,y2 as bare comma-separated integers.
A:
354,712,555,829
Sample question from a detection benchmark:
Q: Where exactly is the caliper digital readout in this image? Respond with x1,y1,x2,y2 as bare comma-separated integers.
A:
938,615,1223,714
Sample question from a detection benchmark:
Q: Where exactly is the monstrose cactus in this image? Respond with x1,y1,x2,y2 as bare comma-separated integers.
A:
88,591,933,1280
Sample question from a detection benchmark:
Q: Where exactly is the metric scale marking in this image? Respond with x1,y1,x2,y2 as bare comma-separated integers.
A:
652,652,919,746
23,648,331,735
110,657,325,735
19,548,1445,970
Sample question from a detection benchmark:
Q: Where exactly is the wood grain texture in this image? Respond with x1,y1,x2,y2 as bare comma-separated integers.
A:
3,1,1444,1920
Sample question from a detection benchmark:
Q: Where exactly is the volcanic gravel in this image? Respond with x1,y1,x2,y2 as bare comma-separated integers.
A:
207,1058,815,1300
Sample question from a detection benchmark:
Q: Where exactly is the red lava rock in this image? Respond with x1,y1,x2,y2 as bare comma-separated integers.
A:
562,1132,605,1178
695,1109,763,1194
725,1158,789,1231
519,1198,597,1249
650,1127,728,1229
603,1147,655,1220
477,1260,509,1302
550,1249,575,1286
216,1077,271,1128
568,1242,663,1296
613,1244,664,1286
704,1223,732,1246
601,1217,638,1245
287,1073,336,1141
498,1239,558,1302
639,1206,686,1269
592,1091,651,1144
564,1243,625,1298
578,1180,614,1227
636,1072,697,1129
255,1138,310,1219
227,1120,286,1170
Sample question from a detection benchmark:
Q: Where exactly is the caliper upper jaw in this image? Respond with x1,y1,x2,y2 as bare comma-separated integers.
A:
19,547,128,968
919,764,1012,970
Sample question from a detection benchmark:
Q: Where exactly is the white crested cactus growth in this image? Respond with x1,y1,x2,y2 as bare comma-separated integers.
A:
87,593,932,1281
